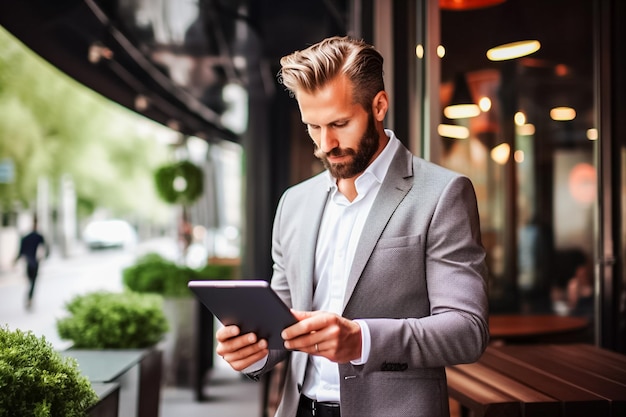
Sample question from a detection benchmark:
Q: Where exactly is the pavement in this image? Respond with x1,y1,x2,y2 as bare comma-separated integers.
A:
0,239,264,417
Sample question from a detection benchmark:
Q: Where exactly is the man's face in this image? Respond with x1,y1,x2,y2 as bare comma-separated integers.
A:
296,76,383,179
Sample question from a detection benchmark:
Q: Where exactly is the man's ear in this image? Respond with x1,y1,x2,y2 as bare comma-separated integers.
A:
371,91,389,122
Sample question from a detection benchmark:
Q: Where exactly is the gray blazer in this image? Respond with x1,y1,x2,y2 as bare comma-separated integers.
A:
259,143,489,417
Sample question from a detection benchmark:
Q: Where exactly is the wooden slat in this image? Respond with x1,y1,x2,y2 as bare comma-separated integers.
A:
545,344,626,382
497,345,626,417
482,348,610,417
446,366,521,417
447,344,626,417
450,362,561,417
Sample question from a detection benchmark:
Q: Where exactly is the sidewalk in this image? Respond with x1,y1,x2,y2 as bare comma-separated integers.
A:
0,243,265,417
0,261,25,288
161,362,264,417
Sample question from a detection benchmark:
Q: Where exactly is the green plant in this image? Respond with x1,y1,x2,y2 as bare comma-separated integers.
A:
56,291,169,349
154,160,204,205
195,262,237,281
0,325,98,417
122,253,183,296
123,252,236,298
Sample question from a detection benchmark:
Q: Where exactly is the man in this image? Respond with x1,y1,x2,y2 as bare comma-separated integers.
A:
217,36,489,417
15,217,48,309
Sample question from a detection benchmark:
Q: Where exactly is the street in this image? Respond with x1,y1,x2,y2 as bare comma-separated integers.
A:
0,237,179,348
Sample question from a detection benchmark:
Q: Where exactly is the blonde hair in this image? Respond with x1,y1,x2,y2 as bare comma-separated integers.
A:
278,36,385,109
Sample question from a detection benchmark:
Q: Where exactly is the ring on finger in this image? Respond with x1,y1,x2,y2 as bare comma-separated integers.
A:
315,343,319,353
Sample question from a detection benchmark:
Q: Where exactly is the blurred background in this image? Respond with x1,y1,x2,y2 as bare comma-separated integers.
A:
0,0,624,354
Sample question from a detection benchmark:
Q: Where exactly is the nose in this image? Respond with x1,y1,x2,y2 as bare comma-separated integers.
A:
318,127,338,153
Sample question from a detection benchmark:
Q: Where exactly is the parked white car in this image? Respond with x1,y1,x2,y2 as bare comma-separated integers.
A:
82,219,138,250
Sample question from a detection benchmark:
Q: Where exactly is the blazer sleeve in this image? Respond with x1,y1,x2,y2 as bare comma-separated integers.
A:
360,175,489,371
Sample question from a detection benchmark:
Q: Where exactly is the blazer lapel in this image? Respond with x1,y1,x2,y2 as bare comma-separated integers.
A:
298,175,330,309
343,145,414,309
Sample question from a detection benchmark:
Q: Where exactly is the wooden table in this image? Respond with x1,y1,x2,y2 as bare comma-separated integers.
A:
489,314,589,343
446,343,626,417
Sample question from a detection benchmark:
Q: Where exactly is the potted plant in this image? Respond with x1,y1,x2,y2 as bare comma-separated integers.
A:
121,253,236,391
0,325,98,417
153,160,204,206
57,291,168,349
56,291,169,417
122,252,237,297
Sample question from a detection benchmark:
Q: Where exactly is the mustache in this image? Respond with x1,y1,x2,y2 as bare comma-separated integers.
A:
314,147,356,160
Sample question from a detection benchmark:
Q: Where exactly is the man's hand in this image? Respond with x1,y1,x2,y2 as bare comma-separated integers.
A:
215,325,268,372
282,310,362,363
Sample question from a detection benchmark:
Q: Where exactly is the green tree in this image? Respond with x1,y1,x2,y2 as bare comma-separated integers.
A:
0,26,173,223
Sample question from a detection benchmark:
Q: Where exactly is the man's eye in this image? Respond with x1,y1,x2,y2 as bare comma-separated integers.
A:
333,122,347,128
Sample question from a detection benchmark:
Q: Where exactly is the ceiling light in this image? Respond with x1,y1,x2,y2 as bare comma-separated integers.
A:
487,40,541,61
550,107,576,121
444,73,480,119
478,97,492,112
134,95,149,111
438,124,470,139
586,128,598,141
88,43,113,64
491,143,510,165
440,0,505,11
444,104,481,119
415,44,424,59
486,2,541,62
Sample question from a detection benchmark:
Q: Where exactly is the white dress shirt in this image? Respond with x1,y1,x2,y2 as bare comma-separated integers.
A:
302,130,399,402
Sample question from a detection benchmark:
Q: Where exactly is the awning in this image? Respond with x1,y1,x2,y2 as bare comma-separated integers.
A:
0,0,241,143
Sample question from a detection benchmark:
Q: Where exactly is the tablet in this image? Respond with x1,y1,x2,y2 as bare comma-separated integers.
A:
188,280,297,349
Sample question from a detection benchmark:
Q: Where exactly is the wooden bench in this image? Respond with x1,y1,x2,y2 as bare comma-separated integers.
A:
446,344,626,417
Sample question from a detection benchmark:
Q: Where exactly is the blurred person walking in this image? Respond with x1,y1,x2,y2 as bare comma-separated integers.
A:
14,216,49,309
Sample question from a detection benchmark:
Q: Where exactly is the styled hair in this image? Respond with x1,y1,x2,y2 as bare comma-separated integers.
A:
278,36,385,109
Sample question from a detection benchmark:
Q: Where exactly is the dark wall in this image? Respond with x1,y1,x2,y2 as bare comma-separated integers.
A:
241,0,352,280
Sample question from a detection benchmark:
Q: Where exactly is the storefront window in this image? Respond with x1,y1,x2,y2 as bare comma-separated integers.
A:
437,0,596,326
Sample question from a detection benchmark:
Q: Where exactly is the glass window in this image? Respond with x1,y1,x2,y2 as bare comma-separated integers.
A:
438,0,596,331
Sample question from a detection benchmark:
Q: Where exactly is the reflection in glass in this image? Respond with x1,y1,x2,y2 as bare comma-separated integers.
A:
439,0,595,332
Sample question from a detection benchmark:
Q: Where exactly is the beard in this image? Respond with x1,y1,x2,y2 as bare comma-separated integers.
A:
314,114,380,179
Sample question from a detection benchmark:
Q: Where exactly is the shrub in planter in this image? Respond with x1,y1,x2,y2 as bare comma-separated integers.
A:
194,262,237,281
121,253,191,297
122,253,237,386
56,291,169,349
0,325,98,417
122,252,236,298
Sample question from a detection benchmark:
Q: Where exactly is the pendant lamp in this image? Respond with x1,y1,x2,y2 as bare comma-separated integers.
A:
486,1,541,61
444,73,480,119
